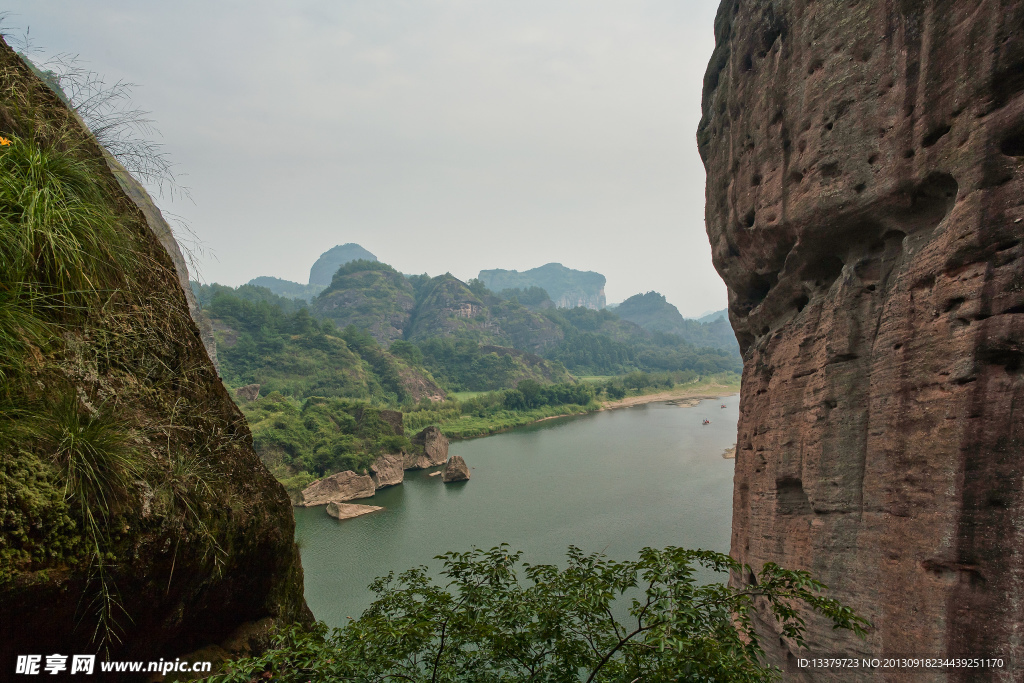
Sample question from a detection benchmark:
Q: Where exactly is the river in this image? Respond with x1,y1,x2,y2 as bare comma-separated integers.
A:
294,395,739,626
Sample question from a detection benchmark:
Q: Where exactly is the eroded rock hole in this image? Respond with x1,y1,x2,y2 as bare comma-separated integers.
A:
777,478,812,515
907,172,959,230
978,340,1024,373
820,162,841,178
744,208,756,227
741,53,753,72
1001,127,1024,157
922,124,951,148
743,272,776,308
802,255,845,287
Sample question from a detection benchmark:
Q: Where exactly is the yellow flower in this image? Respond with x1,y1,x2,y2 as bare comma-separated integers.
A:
0,137,10,146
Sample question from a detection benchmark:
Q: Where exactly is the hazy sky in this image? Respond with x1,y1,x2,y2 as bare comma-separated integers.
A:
4,1,725,317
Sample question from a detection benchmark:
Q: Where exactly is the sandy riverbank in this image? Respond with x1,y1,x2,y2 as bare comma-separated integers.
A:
456,381,741,434
598,382,739,411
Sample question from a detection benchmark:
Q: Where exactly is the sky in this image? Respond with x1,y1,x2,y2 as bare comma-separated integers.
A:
4,1,726,317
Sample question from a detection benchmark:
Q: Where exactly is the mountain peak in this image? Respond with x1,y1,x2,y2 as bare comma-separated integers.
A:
308,243,378,286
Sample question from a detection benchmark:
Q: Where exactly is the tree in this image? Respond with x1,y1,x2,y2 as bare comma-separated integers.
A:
210,545,867,682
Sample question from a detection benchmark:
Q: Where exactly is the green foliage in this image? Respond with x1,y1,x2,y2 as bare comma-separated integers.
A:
9,392,150,646
192,282,308,316
497,285,551,308
311,260,417,342
389,339,424,365
244,276,326,302
543,308,742,376
0,134,133,304
38,394,142,522
324,258,400,288
211,545,868,682
200,286,387,401
466,277,492,298
0,133,139,387
417,337,571,392
501,379,595,411
339,326,409,402
245,395,409,479
0,421,83,582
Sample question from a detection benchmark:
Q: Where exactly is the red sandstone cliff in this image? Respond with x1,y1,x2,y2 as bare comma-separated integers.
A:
698,1,1024,680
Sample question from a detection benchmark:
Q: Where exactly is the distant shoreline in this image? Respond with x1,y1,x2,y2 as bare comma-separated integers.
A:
597,383,739,411
527,382,740,428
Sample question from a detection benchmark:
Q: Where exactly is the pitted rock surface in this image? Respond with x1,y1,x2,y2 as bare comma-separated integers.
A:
299,471,375,506
699,0,1024,677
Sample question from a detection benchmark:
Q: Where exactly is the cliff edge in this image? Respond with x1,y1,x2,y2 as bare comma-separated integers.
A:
699,0,1023,678
0,37,310,670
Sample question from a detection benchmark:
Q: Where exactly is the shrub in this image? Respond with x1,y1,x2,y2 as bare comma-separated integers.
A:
211,545,868,682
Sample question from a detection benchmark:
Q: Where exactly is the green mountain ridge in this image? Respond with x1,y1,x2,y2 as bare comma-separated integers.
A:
312,261,417,346
248,276,326,301
616,293,738,354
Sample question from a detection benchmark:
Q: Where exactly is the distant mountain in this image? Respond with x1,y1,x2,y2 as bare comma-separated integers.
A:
615,292,686,333
247,276,325,301
616,293,738,354
695,309,728,323
309,243,378,286
245,243,377,301
478,263,606,310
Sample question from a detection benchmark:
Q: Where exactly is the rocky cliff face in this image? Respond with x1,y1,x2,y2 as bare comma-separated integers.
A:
699,0,1024,676
0,38,310,669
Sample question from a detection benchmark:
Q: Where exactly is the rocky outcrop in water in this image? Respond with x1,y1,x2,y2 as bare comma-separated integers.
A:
326,502,384,520
405,425,450,469
298,471,376,506
441,456,470,483
699,0,1024,676
370,453,405,488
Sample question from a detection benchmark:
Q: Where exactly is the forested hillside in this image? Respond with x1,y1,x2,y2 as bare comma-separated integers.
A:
615,292,739,354
191,258,740,496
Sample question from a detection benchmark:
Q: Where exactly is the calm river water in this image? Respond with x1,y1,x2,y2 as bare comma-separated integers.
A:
294,395,739,626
